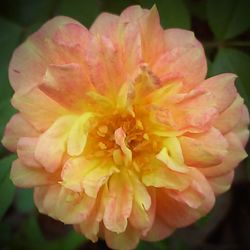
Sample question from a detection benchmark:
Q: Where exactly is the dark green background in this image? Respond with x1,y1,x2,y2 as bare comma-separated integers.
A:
0,0,250,249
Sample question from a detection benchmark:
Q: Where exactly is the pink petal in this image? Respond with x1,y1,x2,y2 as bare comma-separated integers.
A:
17,137,40,167
35,115,76,172
202,73,237,113
10,160,54,187
103,172,133,233
180,127,228,167
9,16,83,94
2,113,39,152
200,132,247,177
34,185,95,224
12,88,68,131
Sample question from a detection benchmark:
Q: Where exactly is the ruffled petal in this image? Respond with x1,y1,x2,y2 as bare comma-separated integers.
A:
9,16,83,94
12,88,68,131
180,127,228,167
214,95,244,134
104,223,140,250
202,73,237,113
35,115,77,172
208,171,234,195
34,185,95,224
10,160,54,187
1,113,39,152
103,171,133,233
17,137,40,167
200,132,247,177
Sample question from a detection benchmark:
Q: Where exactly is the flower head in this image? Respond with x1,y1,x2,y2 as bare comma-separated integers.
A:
2,5,249,250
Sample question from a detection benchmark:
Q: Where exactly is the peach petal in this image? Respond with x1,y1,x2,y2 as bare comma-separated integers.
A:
139,6,165,65
67,113,96,156
208,171,234,195
90,12,119,37
1,113,39,152
202,73,237,113
153,46,207,91
10,160,53,187
39,63,93,111
200,132,247,177
9,16,82,94
214,95,244,134
34,185,95,224
180,127,228,167
232,104,249,146
17,137,40,167
12,88,68,131
142,160,190,191
128,172,152,233
104,224,140,250
62,157,119,197
103,172,133,233
156,169,215,228
35,115,77,172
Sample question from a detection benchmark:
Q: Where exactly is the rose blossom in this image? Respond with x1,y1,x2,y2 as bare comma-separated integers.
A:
2,5,249,250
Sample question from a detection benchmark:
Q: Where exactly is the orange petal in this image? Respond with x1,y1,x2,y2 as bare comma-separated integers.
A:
39,63,93,111
232,104,249,147
1,113,39,152
10,160,53,187
200,132,247,177
202,73,237,113
180,127,228,167
9,16,82,94
208,171,234,195
104,223,140,250
12,88,68,131
35,115,76,172
214,94,244,134
34,185,95,224
103,171,133,233
17,137,40,167
142,160,190,191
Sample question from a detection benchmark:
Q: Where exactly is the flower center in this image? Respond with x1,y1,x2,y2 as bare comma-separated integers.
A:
85,114,156,168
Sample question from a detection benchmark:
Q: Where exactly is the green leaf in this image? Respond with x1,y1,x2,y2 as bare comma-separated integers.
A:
210,48,250,108
16,189,34,213
139,0,191,29
0,154,16,220
56,0,101,27
101,0,135,14
207,0,250,40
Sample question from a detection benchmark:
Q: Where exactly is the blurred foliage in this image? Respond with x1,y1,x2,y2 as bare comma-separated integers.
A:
0,0,249,249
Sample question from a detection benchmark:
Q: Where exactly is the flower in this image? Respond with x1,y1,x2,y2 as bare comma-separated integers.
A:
2,5,249,250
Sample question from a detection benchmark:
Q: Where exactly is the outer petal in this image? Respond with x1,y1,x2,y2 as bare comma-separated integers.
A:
2,113,39,152
10,160,54,187
142,160,190,191
17,137,40,167
180,127,228,167
156,168,215,228
62,157,119,197
232,104,249,146
34,185,95,224
9,16,83,94
103,171,133,233
153,30,207,90
200,132,247,177
214,95,244,134
35,115,77,172
90,12,119,37
208,171,234,195
202,73,237,113
12,88,68,131
39,63,93,111
104,224,140,250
